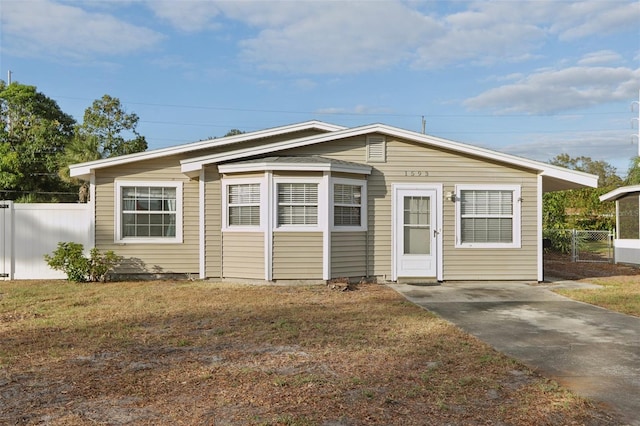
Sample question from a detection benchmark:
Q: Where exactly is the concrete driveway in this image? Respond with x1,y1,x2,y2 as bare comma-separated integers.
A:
388,280,640,425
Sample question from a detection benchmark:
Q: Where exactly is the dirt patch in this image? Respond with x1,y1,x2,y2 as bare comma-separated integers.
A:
544,253,640,281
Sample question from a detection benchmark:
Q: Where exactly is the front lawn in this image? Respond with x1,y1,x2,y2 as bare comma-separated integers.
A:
544,254,640,317
0,280,620,425
557,275,640,317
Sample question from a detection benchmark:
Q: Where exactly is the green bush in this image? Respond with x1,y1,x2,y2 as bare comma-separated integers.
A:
44,242,121,282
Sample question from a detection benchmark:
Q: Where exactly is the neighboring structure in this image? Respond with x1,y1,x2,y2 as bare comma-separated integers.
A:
69,121,598,283
600,185,640,266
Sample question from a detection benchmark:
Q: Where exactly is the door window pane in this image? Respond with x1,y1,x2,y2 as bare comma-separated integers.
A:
403,196,430,254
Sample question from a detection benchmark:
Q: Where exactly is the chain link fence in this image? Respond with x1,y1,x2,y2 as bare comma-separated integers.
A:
543,229,614,263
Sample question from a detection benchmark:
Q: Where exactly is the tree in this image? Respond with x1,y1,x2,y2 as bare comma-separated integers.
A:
543,154,621,230
0,80,76,201
59,95,148,189
224,129,244,137
549,153,623,188
76,94,147,158
624,156,640,185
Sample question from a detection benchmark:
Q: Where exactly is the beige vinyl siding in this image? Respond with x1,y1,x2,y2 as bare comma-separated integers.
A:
205,165,222,278
443,178,537,280
94,155,199,274
273,232,323,279
222,232,264,279
277,134,539,281
331,232,367,278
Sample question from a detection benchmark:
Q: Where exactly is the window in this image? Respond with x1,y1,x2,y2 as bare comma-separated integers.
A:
116,182,182,243
618,195,640,239
277,182,318,226
456,185,521,248
332,179,366,230
227,183,260,226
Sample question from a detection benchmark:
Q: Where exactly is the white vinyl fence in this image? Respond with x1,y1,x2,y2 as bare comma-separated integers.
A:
0,201,92,280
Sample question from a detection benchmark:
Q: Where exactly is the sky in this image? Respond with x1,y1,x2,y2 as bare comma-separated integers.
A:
1,0,639,177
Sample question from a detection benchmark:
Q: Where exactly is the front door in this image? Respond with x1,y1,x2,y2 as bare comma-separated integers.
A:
394,186,439,280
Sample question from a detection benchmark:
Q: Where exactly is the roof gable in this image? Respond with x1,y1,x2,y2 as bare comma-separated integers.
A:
69,120,345,180
69,120,597,192
180,123,597,191
600,185,640,202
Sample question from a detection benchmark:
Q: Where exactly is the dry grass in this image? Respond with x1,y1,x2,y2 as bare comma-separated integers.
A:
0,280,621,425
544,254,640,317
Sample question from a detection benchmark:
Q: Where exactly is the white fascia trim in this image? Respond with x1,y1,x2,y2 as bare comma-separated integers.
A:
181,123,597,188
539,166,598,188
70,120,346,179
600,185,640,202
218,161,372,175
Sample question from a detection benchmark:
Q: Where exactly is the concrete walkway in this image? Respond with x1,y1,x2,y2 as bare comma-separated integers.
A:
388,280,640,425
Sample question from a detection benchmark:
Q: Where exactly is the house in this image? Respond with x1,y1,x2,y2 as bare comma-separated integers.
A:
69,121,598,283
600,185,640,266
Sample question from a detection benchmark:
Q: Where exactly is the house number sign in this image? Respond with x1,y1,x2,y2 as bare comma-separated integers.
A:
403,170,429,177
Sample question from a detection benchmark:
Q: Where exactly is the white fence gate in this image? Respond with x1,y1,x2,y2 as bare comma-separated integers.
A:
0,201,92,280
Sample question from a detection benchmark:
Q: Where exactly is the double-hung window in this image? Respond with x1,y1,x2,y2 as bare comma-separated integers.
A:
227,183,261,227
116,181,182,243
456,185,521,248
332,179,366,230
277,182,318,226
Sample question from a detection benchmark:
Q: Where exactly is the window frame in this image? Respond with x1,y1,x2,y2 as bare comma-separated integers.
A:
330,178,367,232
222,177,265,232
455,184,521,249
115,181,183,244
274,177,325,232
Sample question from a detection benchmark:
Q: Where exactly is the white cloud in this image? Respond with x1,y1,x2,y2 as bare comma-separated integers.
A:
464,66,640,114
577,50,624,66
1,0,164,59
315,104,393,116
552,1,640,41
174,0,634,73
146,0,222,32
233,2,439,74
5,0,636,77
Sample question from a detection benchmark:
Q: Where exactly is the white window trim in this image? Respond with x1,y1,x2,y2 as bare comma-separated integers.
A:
273,177,325,232
115,180,183,244
222,177,266,232
330,177,367,232
455,184,521,249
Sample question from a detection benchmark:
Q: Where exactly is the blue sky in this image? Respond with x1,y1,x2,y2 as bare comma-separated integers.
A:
1,0,639,176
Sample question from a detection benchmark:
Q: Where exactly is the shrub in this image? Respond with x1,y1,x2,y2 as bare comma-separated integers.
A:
45,242,121,282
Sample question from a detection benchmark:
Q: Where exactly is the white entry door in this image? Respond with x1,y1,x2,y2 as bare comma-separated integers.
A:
394,186,440,280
